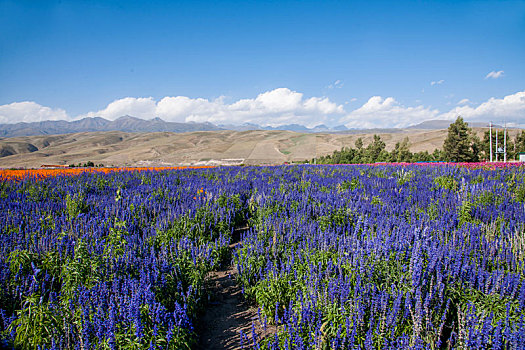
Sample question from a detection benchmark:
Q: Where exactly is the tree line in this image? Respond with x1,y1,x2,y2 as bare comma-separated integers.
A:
315,117,525,164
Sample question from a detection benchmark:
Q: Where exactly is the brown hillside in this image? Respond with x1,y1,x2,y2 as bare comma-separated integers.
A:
0,128,521,168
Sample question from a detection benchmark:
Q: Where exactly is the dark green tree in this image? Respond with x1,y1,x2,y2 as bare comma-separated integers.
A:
353,138,364,163
432,148,444,161
412,151,433,162
391,137,412,162
443,117,479,162
365,135,387,162
355,137,363,150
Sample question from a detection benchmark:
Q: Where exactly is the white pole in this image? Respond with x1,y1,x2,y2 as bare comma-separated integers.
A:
504,119,507,162
495,129,498,162
489,122,493,162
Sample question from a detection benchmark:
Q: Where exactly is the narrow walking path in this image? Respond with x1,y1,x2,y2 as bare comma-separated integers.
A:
196,264,256,349
196,228,275,349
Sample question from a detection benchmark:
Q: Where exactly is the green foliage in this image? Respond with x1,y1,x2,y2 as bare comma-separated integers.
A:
447,282,522,324
473,190,502,207
65,193,88,220
457,200,477,227
443,116,479,162
433,175,458,191
426,202,439,221
365,134,387,162
370,253,411,292
103,219,127,263
515,185,525,203
7,294,61,350
394,169,414,186
371,195,383,206
255,274,298,321
60,240,101,302
154,250,208,317
8,249,39,277
317,207,354,231
18,182,58,202
339,178,361,191
317,134,441,164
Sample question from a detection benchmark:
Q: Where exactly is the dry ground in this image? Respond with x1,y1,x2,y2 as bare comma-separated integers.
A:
0,128,519,168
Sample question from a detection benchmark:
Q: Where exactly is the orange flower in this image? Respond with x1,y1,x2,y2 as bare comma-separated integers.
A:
0,166,216,181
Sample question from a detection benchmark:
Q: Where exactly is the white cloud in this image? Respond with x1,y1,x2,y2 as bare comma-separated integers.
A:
485,70,504,79
328,80,344,89
339,90,525,129
440,90,525,123
2,89,524,129
0,101,68,124
430,79,444,86
83,97,157,120
340,96,440,129
79,88,345,128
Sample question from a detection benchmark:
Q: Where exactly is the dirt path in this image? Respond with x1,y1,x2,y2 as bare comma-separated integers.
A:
195,229,275,349
196,264,257,349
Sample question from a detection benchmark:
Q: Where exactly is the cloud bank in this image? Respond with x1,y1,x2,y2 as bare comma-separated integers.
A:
340,96,440,129
0,102,68,124
440,91,525,122
1,89,524,129
82,88,345,128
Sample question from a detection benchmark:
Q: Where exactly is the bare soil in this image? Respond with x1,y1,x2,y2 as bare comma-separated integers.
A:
196,265,257,349
195,230,276,349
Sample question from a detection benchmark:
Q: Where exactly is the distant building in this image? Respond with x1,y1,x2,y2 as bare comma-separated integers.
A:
519,153,525,162
41,164,68,168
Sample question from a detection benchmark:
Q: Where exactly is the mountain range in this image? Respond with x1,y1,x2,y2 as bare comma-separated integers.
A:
0,116,221,138
0,116,495,138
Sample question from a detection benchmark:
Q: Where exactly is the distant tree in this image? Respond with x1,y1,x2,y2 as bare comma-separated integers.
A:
316,137,443,165
391,137,412,162
515,131,525,156
432,148,444,161
353,138,364,163
443,117,479,162
412,151,434,162
365,135,387,162
480,130,492,161
470,133,482,162
355,138,363,150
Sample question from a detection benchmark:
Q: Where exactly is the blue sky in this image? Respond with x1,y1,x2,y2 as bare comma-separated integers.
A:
1,0,524,128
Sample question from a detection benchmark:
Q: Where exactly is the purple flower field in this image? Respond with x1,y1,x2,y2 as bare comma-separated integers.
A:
1,164,524,349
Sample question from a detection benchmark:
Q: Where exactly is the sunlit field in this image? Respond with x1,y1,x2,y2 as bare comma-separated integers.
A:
1,164,524,349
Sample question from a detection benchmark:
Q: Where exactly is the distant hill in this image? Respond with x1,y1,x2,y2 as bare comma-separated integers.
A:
1,116,352,138
1,116,509,139
408,120,452,129
218,123,349,133
0,116,222,138
408,119,501,129
3,127,521,168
